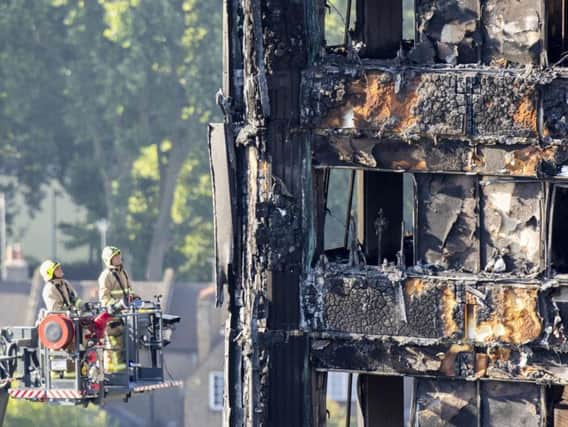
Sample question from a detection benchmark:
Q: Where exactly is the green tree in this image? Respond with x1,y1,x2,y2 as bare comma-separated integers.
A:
59,0,220,280
0,0,71,211
0,0,221,281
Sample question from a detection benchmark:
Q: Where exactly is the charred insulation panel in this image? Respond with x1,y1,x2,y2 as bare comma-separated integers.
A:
413,379,545,426
472,75,538,138
416,174,479,272
303,267,568,349
472,284,542,345
480,180,543,274
415,0,481,64
312,136,568,178
310,335,568,383
303,69,466,137
302,68,545,144
303,264,464,339
413,379,477,427
480,381,543,427
481,0,543,65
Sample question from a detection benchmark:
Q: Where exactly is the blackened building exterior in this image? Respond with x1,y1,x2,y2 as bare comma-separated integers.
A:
210,1,568,425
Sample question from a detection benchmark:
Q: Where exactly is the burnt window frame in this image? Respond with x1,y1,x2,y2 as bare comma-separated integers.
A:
323,0,415,57
360,170,407,266
547,182,568,276
479,177,546,275
317,170,548,275
323,0,357,49
321,167,359,254
412,174,546,275
317,167,414,266
546,0,568,65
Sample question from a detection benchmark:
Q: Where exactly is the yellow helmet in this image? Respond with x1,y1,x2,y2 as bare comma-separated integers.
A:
102,246,121,267
40,260,60,281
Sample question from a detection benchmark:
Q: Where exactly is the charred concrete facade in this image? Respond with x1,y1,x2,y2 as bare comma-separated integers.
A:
210,0,568,425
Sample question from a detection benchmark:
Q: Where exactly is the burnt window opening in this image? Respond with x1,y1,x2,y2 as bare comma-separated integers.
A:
550,186,568,274
352,0,414,58
413,379,549,425
358,374,405,425
354,0,402,58
319,373,414,427
361,171,411,266
403,0,415,42
413,176,543,275
324,0,357,47
324,371,358,425
547,0,568,64
323,168,359,256
403,173,415,266
320,169,413,266
551,287,568,344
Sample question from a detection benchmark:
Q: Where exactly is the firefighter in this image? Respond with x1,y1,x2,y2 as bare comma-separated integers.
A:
40,260,82,312
98,246,137,373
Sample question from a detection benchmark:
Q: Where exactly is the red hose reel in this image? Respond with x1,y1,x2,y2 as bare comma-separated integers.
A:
38,314,75,350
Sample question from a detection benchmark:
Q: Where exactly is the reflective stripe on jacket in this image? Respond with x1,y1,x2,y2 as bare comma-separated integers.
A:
98,267,134,307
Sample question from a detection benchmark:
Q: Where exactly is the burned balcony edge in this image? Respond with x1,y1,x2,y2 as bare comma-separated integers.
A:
300,63,568,150
309,335,568,385
301,261,568,345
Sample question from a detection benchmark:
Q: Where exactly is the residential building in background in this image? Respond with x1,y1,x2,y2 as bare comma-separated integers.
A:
1,179,89,264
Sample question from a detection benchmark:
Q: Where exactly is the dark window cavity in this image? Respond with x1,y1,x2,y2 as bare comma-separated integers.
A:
354,0,403,58
547,0,568,64
550,185,568,274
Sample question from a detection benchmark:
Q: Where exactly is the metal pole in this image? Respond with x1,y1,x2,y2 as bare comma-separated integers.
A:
343,170,356,249
345,373,353,427
0,193,6,281
344,0,352,46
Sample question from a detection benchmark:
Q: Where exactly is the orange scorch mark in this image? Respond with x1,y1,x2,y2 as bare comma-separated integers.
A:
439,344,473,377
440,284,460,337
475,287,542,345
505,146,557,176
391,159,428,170
513,96,538,133
404,278,427,299
351,74,420,132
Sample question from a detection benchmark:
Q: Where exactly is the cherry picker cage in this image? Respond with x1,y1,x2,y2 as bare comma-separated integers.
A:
2,298,181,405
